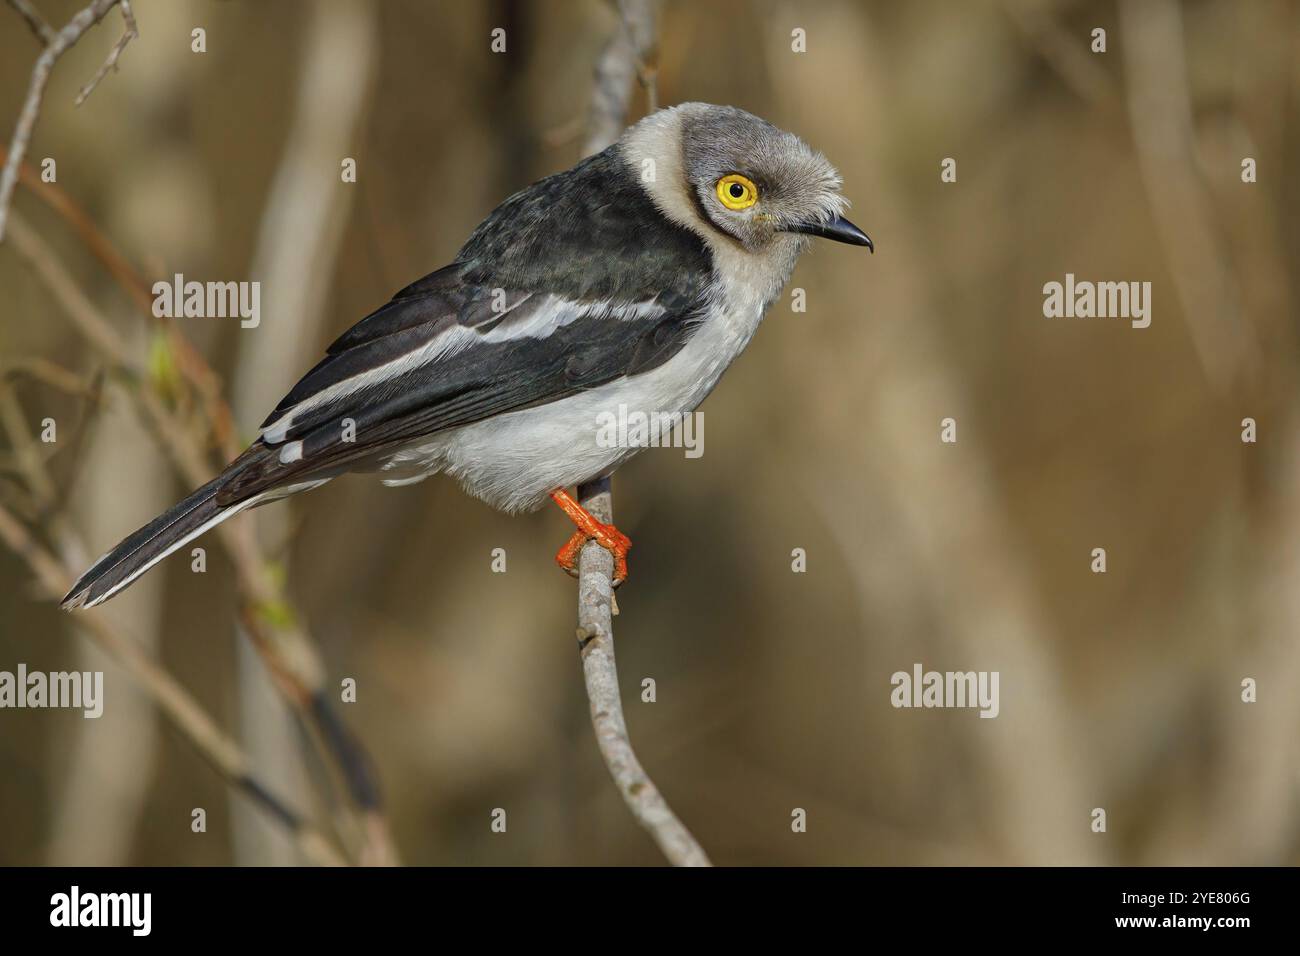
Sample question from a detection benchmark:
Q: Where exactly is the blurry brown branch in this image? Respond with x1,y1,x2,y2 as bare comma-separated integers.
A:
1118,0,1260,392
227,0,388,866
0,143,237,453
74,0,136,107
0,502,346,867
0,379,88,526
7,140,393,857
9,0,55,44
575,0,710,867
0,0,128,243
2,365,138,865
5,208,394,865
0,13,390,849
584,0,659,156
0,318,342,865
0,356,97,401
1001,0,1118,105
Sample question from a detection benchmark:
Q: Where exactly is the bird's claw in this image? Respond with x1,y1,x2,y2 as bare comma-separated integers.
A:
554,524,631,587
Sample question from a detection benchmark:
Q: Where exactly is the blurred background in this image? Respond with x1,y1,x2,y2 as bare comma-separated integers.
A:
1,0,1298,866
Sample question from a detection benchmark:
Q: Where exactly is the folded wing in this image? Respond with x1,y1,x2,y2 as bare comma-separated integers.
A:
219,268,708,506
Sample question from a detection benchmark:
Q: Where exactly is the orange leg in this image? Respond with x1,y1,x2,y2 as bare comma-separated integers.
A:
550,488,632,585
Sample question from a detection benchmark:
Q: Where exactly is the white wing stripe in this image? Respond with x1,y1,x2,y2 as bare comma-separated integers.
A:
260,295,665,441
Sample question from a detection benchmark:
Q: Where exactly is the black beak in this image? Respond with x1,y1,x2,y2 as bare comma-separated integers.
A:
785,214,874,252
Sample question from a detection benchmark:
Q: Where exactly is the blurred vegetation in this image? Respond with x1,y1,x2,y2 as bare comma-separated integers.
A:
1,0,1298,865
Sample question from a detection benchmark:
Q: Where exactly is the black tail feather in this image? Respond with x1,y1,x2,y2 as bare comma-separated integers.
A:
61,448,271,610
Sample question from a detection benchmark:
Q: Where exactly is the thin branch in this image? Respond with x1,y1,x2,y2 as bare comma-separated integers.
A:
11,168,385,846
0,0,123,243
0,356,98,399
0,502,346,866
0,142,238,456
6,209,391,863
583,0,660,156
8,0,56,44
0,379,339,864
2,0,387,865
575,0,710,867
1,375,147,865
620,0,659,113
575,479,711,866
75,0,137,107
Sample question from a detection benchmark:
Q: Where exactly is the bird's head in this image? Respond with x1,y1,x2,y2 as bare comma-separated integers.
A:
621,102,872,255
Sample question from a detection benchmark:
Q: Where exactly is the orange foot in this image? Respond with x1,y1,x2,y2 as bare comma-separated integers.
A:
550,488,632,586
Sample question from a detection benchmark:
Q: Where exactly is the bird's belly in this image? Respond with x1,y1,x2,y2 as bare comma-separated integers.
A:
380,298,766,513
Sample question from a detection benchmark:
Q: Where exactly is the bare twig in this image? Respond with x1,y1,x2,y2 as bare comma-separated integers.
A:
0,0,124,243
575,1,710,867
575,479,711,866
2,373,156,864
3,0,387,865
6,209,389,862
0,143,239,460
75,0,136,107
0,502,346,866
0,356,97,399
584,0,660,156
8,0,56,44
14,151,388,857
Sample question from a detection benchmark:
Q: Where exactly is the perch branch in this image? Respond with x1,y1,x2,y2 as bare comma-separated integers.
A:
575,479,711,866
575,0,710,867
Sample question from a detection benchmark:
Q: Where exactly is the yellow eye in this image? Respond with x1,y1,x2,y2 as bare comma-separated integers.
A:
716,173,758,210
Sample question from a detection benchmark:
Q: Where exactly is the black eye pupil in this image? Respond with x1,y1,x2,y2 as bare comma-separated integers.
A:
729,183,745,198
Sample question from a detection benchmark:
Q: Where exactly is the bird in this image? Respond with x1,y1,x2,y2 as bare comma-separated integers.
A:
61,102,872,610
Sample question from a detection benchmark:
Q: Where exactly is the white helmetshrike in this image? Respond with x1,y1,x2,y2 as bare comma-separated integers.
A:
63,102,872,610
